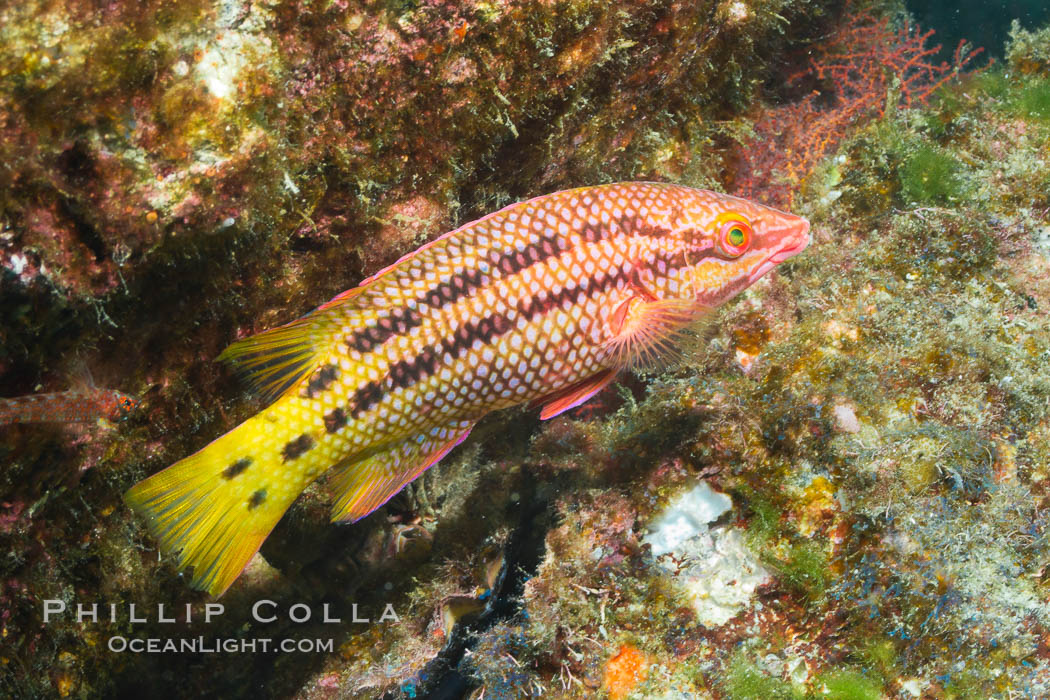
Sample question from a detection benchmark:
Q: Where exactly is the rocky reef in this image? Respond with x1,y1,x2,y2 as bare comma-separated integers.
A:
2,0,1049,698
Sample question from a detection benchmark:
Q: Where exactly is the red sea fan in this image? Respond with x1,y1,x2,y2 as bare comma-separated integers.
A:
734,7,986,207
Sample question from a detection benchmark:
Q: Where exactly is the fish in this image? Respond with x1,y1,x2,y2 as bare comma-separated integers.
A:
0,388,137,425
125,181,810,596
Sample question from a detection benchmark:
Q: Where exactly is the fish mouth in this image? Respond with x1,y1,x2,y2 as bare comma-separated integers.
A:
748,218,811,285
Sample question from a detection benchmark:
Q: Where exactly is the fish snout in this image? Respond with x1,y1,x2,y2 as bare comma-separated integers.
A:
774,216,811,261
748,216,811,285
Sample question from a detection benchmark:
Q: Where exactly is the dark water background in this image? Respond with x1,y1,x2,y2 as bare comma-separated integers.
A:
906,0,1050,59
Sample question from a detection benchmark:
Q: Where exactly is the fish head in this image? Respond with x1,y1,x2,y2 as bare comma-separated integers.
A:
104,390,139,422
673,190,810,308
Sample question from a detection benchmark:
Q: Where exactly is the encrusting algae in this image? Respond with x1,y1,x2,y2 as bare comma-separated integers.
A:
124,181,809,596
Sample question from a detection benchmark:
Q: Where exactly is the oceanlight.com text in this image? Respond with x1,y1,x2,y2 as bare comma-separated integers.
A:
107,636,335,654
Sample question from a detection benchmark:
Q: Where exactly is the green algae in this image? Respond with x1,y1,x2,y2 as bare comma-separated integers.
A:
724,649,805,700
743,493,828,599
1012,78,1050,122
723,643,891,700
898,145,966,205
817,669,883,700
776,540,829,600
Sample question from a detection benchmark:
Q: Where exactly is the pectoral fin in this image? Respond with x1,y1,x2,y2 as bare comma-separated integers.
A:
602,296,705,370
328,420,475,522
534,370,617,420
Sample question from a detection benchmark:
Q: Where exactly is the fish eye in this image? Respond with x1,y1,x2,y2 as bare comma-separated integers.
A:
716,215,753,258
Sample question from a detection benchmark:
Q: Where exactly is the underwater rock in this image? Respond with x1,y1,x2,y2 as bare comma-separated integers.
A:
831,401,861,434
644,481,733,557
645,482,771,627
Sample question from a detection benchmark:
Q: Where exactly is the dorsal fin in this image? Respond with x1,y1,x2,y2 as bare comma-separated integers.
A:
355,189,564,287
67,357,104,396
315,285,369,312
219,287,368,403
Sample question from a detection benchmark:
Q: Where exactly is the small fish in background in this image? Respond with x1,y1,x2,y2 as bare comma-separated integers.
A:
0,388,138,426
126,181,810,596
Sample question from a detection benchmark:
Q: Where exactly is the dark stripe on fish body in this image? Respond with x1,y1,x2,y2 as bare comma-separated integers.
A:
400,208,666,321
301,363,340,399
350,263,633,417
516,265,631,319
222,457,253,479
349,381,384,418
381,315,511,394
618,212,673,240
441,315,511,362
647,248,688,276
247,489,267,510
346,306,424,354
324,407,347,433
281,434,315,462
421,266,489,310
349,313,514,417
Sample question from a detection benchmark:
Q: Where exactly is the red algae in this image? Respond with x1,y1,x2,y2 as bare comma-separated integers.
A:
734,2,986,206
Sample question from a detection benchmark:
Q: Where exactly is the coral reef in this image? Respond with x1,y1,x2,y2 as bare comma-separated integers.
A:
3,0,1050,698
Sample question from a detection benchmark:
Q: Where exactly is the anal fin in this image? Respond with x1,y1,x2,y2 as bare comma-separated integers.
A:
328,420,474,522
534,370,617,420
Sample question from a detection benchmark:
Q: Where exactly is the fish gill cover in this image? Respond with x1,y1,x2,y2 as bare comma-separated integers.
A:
1,0,1050,698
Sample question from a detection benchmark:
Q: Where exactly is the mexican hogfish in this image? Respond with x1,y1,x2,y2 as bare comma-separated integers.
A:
126,182,810,596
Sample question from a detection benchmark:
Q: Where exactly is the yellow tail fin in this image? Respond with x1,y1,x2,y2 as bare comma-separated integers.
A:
128,287,377,596
125,424,303,597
